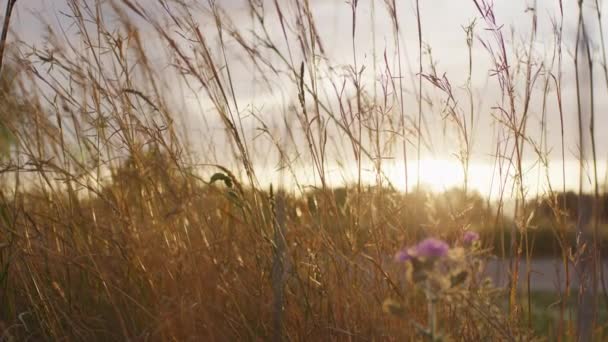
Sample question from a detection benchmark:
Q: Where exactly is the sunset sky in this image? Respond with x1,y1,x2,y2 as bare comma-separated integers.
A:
8,0,608,197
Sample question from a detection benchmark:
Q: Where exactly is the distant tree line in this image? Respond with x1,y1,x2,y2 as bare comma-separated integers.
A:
533,191,608,224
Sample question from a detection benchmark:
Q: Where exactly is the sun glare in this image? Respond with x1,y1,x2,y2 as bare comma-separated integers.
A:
382,159,495,195
414,159,466,191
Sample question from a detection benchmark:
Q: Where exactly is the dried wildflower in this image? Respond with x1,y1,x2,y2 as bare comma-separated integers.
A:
447,246,465,260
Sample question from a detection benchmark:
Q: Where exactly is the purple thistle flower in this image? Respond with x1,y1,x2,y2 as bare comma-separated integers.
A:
395,238,449,262
463,231,480,246
414,238,450,258
394,249,414,262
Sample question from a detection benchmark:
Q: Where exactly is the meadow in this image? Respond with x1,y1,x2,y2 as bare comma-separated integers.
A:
0,0,607,340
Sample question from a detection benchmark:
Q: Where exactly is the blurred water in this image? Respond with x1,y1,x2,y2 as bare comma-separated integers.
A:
485,258,608,292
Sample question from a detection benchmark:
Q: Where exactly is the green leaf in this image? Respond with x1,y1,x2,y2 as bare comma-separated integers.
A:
450,270,469,288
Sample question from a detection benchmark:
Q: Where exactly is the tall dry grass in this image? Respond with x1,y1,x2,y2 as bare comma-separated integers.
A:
0,0,605,340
